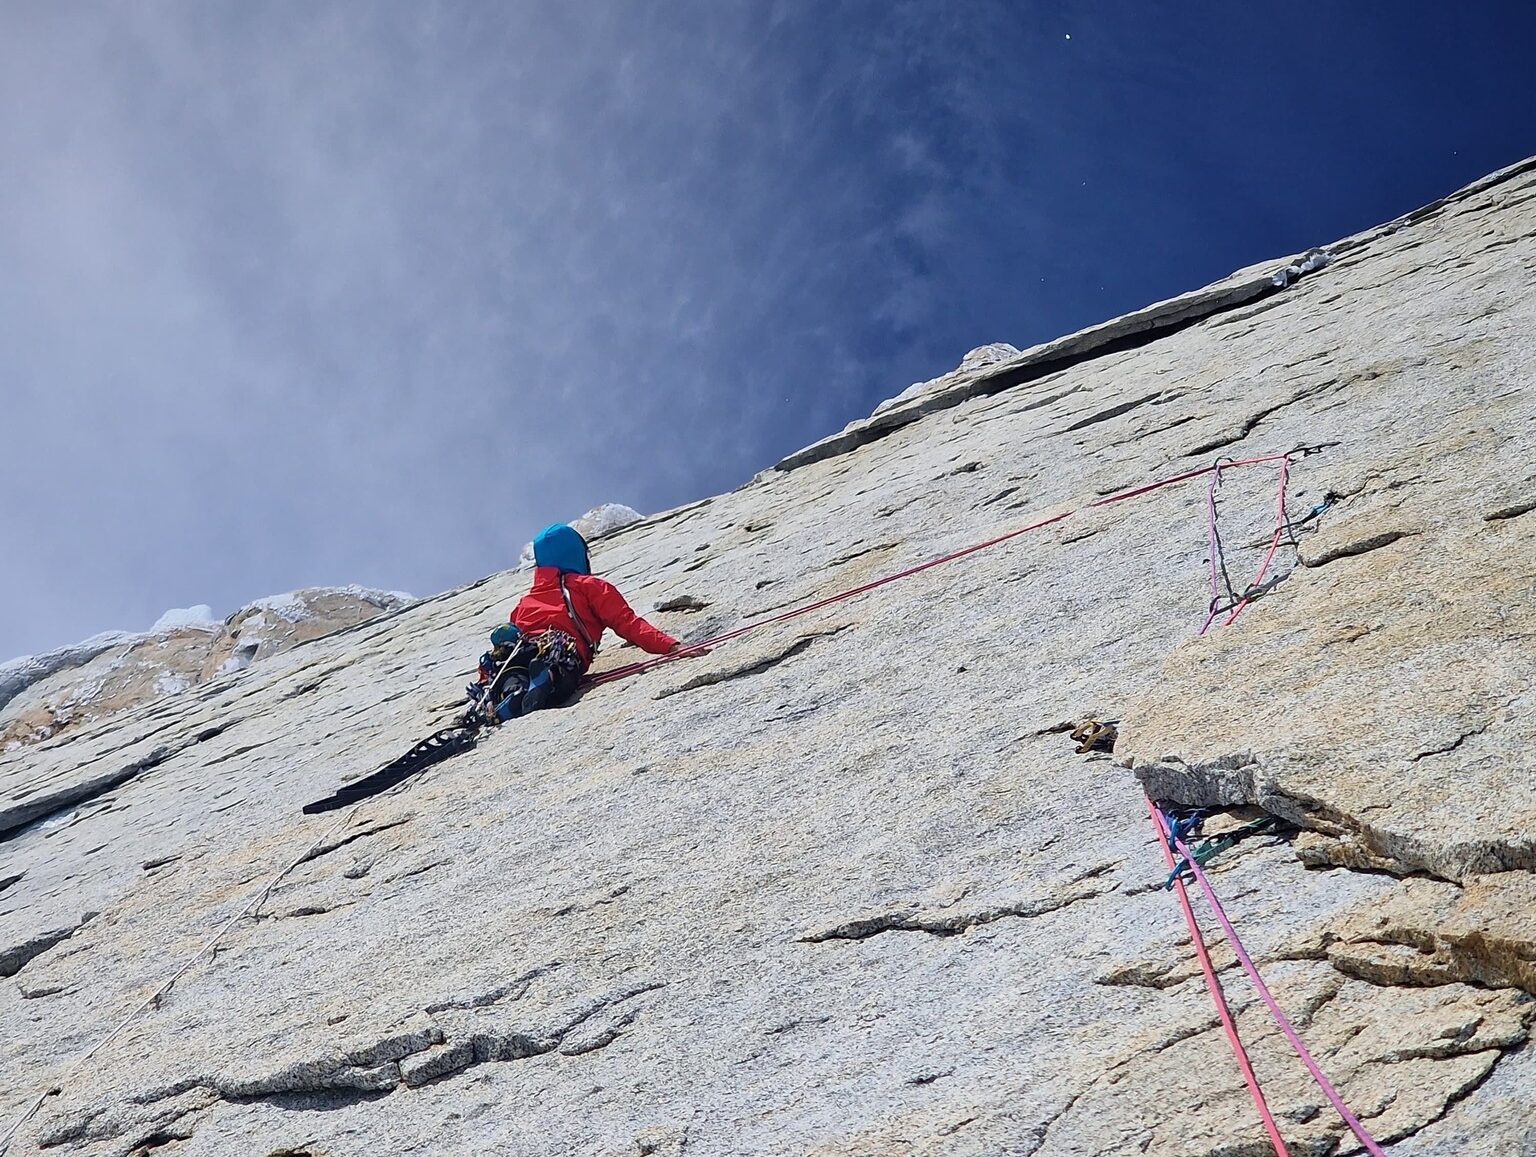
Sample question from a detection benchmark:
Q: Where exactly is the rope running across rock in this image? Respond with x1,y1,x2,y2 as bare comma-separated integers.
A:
0,445,1329,1154
589,448,1323,688
1145,797,1290,1157
1152,803,1389,1156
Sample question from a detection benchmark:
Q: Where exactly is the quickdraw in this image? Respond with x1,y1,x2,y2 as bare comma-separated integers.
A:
1160,812,1279,891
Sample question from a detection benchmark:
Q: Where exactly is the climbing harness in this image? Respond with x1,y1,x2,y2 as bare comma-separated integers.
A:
0,445,1332,1154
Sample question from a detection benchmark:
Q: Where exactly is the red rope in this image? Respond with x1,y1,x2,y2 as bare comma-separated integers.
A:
1145,798,1290,1157
581,446,1340,1153
1222,454,1291,627
585,451,1300,689
1160,450,1384,1153
1167,817,1387,1155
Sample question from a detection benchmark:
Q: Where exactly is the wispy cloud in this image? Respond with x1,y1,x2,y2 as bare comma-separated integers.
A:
4,1,1531,657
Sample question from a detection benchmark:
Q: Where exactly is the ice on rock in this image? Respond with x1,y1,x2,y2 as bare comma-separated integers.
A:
0,632,138,713
151,605,221,633
2,587,416,746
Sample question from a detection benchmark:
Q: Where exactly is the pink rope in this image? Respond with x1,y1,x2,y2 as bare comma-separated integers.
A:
1169,826,1387,1156
585,507,1077,687
1197,458,1228,636
1222,454,1291,627
1145,799,1289,1156
586,452,1302,689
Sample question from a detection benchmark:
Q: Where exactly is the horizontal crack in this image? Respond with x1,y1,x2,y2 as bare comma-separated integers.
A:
1182,379,1337,457
1409,723,1490,763
1484,499,1536,522
1301,528,1414,568
828,541,901,567
1,911,99,978
1061,390,1166,433
653,625,851,700
3,716,249,842
799,882,1110,943
300,816,414,865
1,747,173,844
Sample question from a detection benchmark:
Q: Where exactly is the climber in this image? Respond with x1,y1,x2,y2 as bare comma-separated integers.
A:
470,523,688,722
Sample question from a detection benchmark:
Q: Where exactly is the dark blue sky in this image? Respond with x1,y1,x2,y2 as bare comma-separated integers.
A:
3,1,1534,658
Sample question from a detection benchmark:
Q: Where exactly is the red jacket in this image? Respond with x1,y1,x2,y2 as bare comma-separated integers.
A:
513,568,677,667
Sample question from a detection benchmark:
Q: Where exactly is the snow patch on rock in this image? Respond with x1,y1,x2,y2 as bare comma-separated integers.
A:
153,669,191,697
1,586,418,747
151,605,221,633
1270,247,1333,287
245,586,414,624
0,632,138,714
518,504,646,569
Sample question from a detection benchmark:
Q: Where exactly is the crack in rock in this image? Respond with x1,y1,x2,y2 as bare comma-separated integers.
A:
1137,753,1536,881
0,910,99,978
403,980,666,1087
798,880,1111,942
127,1124,195,1155
423,963,562,1014
1182,379,1339,457
382,857,450,885
827,540,901,567
132,979,672,1125
299,816,414,864
1326,874,1536,995
653,625,850,700
0,747,174,843
36,1085,218,1151
1408,722,1490,763
1061,390,1167,433
216,1014,446,1099
1102,411,1201,450
1484,498,1536,521
18,979,69,999
654,594,710,613
1095,959,1208,991
1299,528,1415,568
1,715,249,841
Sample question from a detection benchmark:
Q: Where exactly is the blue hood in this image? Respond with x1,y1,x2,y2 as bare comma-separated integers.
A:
532,524,591,575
